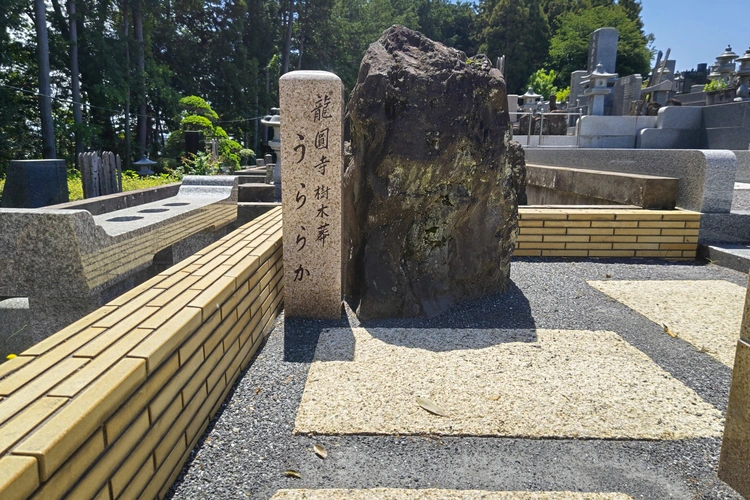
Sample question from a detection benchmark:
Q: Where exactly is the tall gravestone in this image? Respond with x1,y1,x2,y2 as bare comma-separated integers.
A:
587,27,619,74
279,71,344,320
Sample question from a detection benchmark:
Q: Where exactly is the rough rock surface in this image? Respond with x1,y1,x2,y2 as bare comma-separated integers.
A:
343,25,526,319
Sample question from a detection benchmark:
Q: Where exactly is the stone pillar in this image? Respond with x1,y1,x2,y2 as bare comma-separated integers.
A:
719,278,750,497
279,71,343,319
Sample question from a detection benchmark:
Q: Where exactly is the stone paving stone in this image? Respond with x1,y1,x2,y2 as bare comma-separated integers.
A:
271,490,633,500
294,328,723,439
588,280,744,367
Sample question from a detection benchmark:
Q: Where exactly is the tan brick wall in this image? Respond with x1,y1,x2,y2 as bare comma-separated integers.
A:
514,208,700,259
0,207,284,500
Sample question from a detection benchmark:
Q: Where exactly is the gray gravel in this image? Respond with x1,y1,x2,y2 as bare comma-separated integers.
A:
167,258,745,500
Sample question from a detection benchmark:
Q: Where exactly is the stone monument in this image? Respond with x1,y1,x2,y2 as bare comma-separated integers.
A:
343,26,526,319
612,74,643,116
1,160,68,208
279,71,344,320
587,27,619,74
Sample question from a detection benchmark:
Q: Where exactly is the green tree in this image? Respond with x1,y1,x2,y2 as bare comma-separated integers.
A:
548,4,650,87
526,68,558,98
478,0,550,94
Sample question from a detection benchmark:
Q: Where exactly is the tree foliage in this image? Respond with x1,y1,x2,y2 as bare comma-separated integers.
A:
478,0,550,94
526,69,558,99
548,4,651,86
0,0,651,177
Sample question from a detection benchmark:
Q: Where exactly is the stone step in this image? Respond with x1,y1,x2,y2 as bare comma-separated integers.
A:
237,183,275,203
699,243,750,274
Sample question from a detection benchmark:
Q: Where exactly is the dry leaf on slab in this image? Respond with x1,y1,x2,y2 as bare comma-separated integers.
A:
313,444,327,459
662,323,677,338
284,469,302,479
416,397,448,417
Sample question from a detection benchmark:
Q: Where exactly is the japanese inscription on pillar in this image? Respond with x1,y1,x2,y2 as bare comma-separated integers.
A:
280,71,343,319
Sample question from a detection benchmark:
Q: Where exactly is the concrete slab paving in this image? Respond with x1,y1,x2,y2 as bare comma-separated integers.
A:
295,328,722,439
587,280,744,367
271,489,633,499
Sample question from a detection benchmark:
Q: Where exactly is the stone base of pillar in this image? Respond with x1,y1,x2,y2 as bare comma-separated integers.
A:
719,338,750,497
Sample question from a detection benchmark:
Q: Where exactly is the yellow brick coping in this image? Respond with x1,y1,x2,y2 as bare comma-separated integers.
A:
0,207,285,500
516,207,700,260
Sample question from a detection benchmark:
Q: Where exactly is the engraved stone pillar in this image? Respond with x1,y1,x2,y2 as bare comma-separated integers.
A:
279,71,343,319
719,275,750,497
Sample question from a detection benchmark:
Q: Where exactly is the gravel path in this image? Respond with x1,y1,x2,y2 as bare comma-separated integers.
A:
167,259,746,500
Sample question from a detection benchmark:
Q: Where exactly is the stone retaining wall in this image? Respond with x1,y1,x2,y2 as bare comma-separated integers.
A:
515,208,699,259
0,207,283,500
524,148,736,214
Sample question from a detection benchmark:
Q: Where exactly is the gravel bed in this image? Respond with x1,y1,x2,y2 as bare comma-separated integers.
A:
167,258,745,500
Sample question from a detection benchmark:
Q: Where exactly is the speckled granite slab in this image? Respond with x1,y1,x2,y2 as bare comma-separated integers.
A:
294,327,723,439
588,279,745,367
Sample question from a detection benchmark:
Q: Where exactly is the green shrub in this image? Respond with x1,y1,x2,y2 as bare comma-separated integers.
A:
178,96,219,120
703,79,728,92
239,149,255,166
526,69,558,100
180,115,214,132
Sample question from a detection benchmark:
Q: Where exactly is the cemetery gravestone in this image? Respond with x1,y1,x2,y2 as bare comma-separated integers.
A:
587,27,619,74
279,71,344,320
0,160,68,208
613,74,643,116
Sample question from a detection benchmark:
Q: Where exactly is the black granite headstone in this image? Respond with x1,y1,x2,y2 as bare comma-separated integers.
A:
184,131,204,156
0,159,69,208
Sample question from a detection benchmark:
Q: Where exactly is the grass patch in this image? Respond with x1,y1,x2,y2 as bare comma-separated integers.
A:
0,171,180,203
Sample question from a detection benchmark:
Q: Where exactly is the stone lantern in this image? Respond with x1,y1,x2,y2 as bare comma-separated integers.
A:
583,63,616,116
715,45,738,83
133,156,156,176
260,108,281,200
521,87,542,111
735,47,750,99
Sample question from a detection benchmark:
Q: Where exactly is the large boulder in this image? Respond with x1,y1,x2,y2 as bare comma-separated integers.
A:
343,25,526,319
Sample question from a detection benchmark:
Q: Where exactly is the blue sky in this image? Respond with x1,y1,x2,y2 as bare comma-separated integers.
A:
640,1,748,71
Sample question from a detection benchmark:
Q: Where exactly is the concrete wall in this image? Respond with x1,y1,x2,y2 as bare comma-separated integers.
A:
520,101,749,151
0,208,283,500
577,115,656,149
524,148,736,213
637,107,703,149
702,101,750,150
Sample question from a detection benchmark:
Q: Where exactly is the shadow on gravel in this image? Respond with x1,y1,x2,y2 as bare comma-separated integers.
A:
283,312,349,363
350,280,538,352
